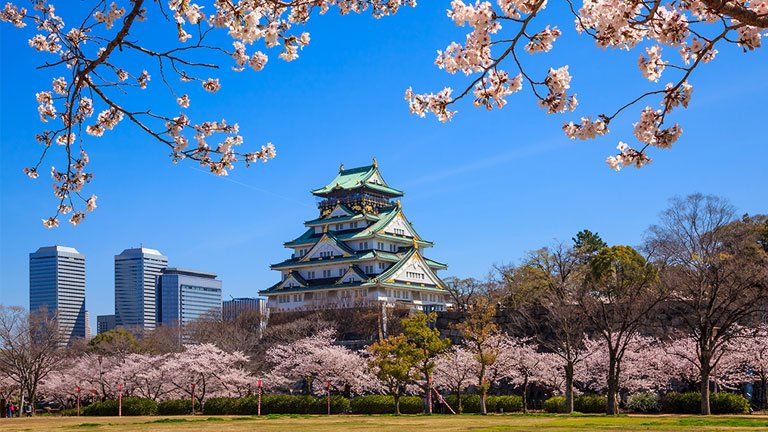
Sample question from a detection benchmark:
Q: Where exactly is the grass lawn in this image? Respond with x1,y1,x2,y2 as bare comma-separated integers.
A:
0,414,767,432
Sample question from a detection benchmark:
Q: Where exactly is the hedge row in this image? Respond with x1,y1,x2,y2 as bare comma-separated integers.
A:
543,395,606,413
442,394,523,413
542,392,749,414
203,395,352,415
82,398,158,416
663,392,748,414
68,391,749,416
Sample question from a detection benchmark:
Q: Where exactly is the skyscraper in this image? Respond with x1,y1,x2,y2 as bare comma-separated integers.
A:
96,314,116,334
156,268,223,328
29,245,86,345
114,247,167,333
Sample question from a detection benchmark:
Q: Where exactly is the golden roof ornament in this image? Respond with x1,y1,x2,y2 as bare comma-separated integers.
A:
413,238,418,250
396,200,401,208
339,163,344,172
323,225,328,233
372,157,377,168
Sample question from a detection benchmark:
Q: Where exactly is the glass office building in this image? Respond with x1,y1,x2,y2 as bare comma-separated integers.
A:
223,297,267,320
29,245,86,345
115,247,168,333
156,268,222,328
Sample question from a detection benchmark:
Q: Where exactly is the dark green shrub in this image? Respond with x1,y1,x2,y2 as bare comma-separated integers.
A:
234,396,259,415
664,391,747,414
491,395,523,413
203,397,238,415
157,399,192,415
711,392,749,414
350,395,395,414
349,395,421,414
59,408,78,416
444,394,480,413
82,398,157,416
543,395,606,413
663,392,701,414
399,396,424,414
543,396,565,413
575,395,606,413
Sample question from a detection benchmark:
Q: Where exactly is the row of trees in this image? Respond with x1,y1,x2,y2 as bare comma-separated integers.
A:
18,317,768,417
446,194,768,414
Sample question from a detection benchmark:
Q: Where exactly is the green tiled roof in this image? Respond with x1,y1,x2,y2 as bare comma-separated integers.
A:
312,164,404,197
425,258,448,270
304,213,379,227
271,252,372,270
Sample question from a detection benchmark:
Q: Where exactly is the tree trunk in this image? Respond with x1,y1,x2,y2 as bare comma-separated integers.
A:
481,390,487,415
394,394,401,416
565,362,575,414
458,391,463,414
479,363,487,415
700,364,712,415
761,378,767,411
522,375,528,414
606,354,619,415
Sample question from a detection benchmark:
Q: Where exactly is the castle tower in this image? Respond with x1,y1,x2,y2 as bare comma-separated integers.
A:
260,160,451,312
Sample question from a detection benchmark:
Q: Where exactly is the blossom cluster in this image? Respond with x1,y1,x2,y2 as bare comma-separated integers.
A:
3,0,416,227
408,0,767,172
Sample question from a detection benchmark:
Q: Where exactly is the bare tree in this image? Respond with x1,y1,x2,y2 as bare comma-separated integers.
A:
645,194,768,414
499,242,589,414
0,306,61,415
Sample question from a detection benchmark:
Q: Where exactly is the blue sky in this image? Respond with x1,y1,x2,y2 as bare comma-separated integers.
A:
1,2,766,331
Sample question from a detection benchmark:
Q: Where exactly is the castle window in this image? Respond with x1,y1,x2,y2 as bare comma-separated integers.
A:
338,268,344,276
377,242,384,250
335,223,343,231
323,269,331,278
351,222,358,229
394,228,405,236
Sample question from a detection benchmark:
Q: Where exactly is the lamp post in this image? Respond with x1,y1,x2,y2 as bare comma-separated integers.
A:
326,381,330,415
257,380,262,416
76,388,81,416
190,384,195,415
117,385,123,417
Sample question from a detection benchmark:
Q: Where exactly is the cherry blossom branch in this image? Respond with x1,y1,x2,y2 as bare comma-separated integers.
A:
1,0,415,227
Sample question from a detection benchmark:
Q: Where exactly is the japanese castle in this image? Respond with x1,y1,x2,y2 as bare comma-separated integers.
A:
260,160,452,312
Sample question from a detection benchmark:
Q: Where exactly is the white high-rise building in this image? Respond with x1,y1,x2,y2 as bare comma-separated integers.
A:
115,247,167,333
29,245,86,345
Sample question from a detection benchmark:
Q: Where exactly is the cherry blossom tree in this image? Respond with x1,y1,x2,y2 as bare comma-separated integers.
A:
498,336,562,413
0,0,413,227
663,333,746,395
736,324,768,410
577,336,669,399
406,0,767,170
266,328,376,396
433,346,478,413
163,343,252,404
